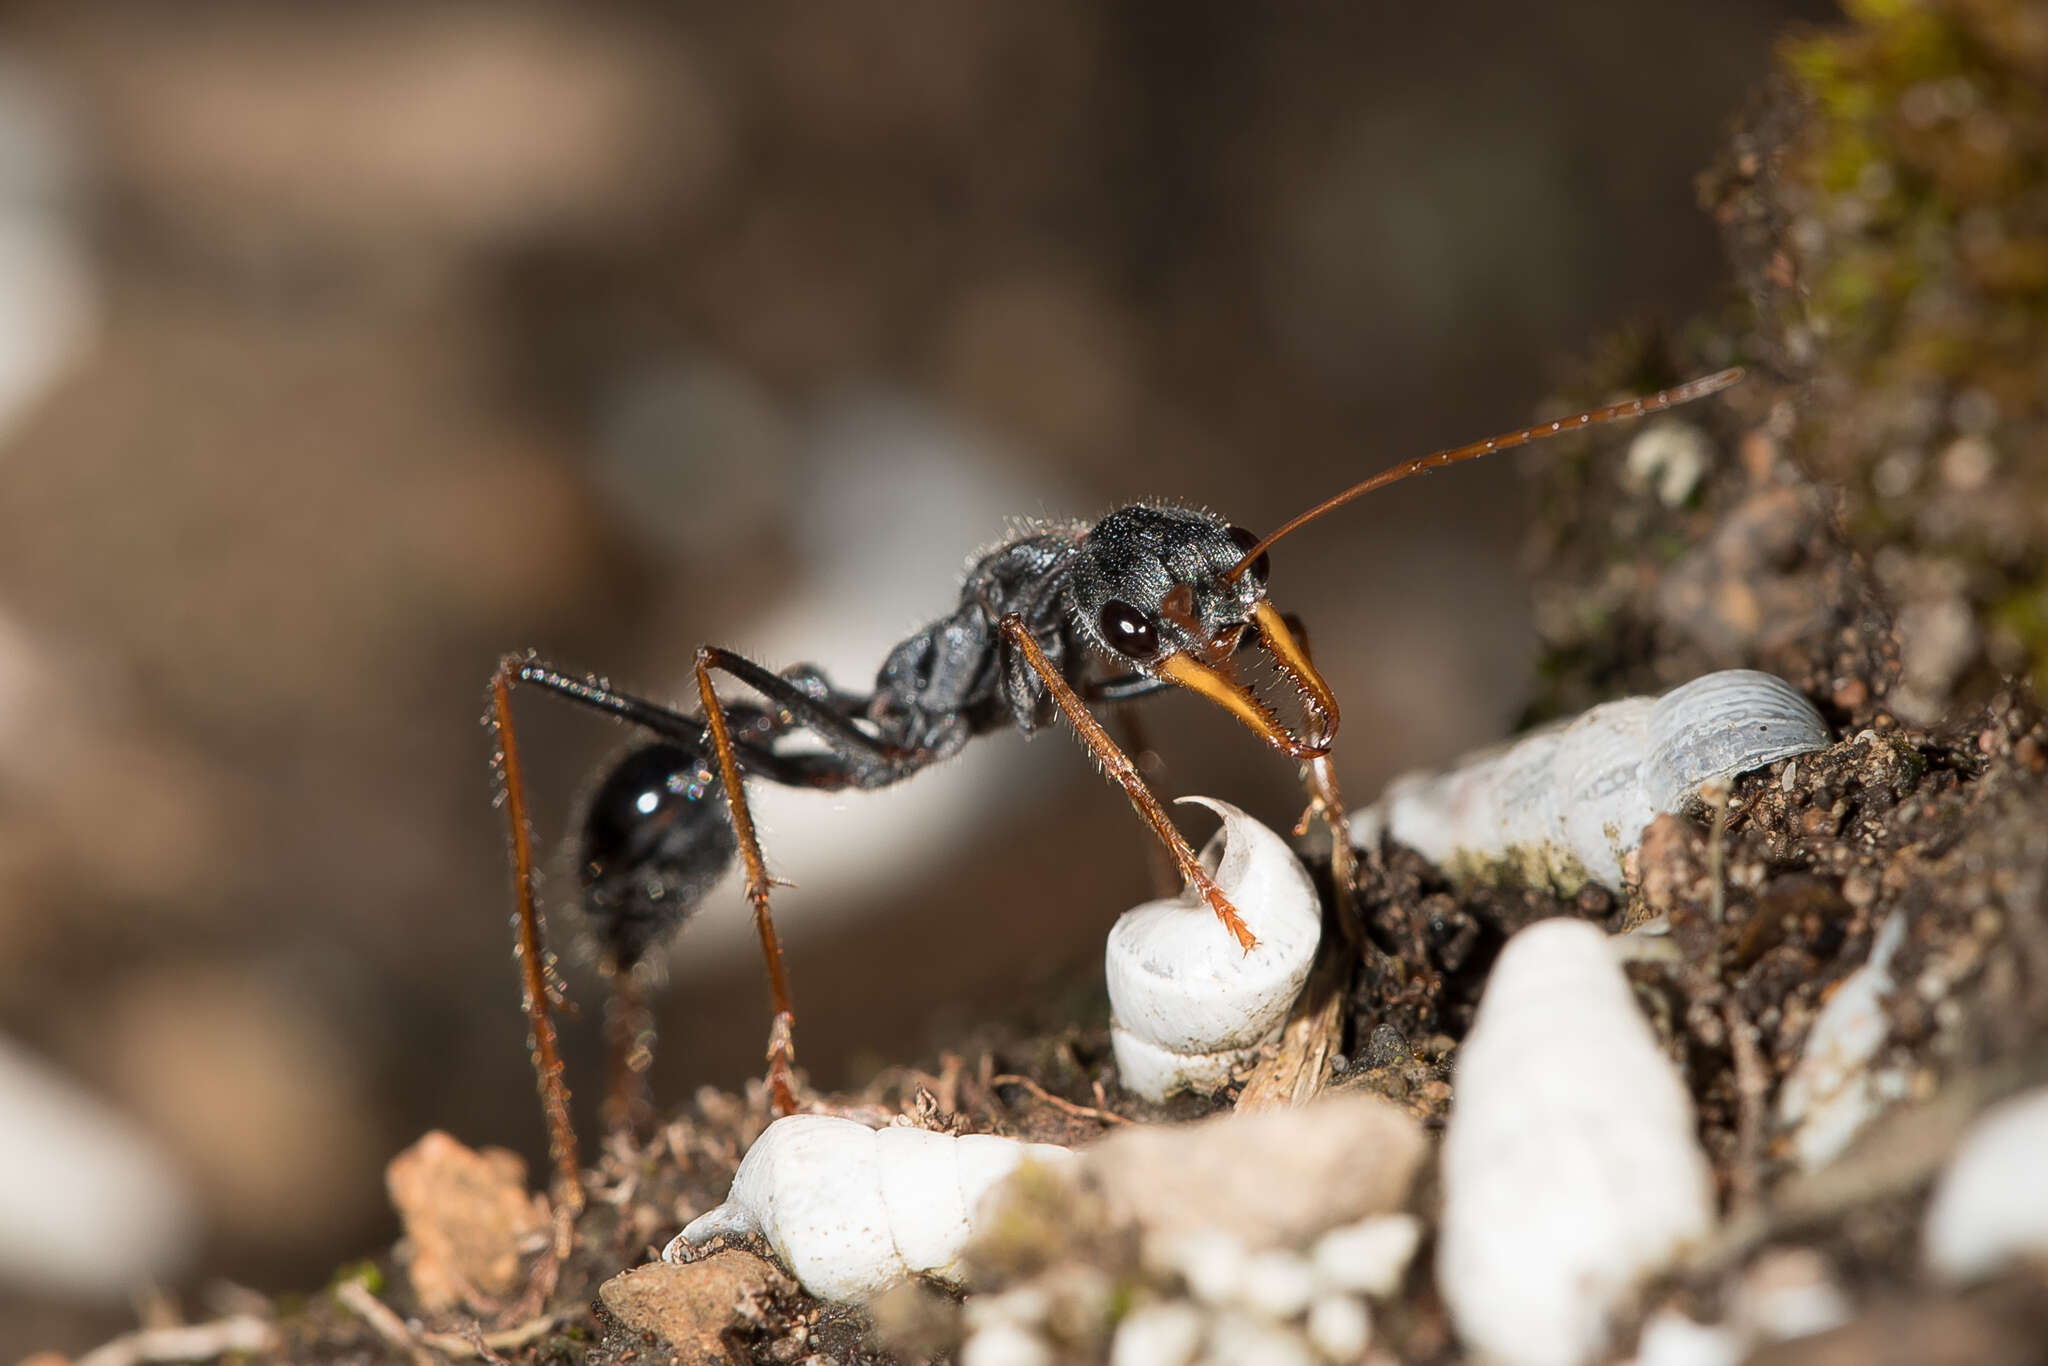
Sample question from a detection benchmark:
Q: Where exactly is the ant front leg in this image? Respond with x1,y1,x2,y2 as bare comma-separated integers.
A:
1270,612,1361,946
998,615,1257,951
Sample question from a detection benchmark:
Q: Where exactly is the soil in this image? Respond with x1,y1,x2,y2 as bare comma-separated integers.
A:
147,578,2048,1366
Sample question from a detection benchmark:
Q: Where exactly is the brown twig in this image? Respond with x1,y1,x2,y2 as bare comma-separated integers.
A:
991,1072,1133,1125
74,1317,277,1366
417,1313,567,1361
1720,994,1770,1215
1240,751,1358,1109
335,1280,439,1366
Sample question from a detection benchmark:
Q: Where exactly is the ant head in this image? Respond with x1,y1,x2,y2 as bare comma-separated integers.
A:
1071,505,1337,758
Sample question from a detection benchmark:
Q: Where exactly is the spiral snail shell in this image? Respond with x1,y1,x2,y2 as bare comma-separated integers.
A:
1104,798,1322,1102
666,1114,1076,1302
1354,669,1829,895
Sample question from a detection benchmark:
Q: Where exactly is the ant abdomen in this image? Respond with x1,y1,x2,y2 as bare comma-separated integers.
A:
576,741,736,971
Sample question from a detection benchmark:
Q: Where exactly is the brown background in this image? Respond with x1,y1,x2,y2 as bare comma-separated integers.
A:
0,0,1831,1351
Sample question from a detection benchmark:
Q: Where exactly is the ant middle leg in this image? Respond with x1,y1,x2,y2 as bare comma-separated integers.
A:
997,615,1257,951
506,652,936,1121
690,645,938,1115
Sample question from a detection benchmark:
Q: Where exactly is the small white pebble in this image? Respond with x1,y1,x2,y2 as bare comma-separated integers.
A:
1924,1086,2048,1282
961,1320,1056,1366
1437,920,1716,1366
1732,1248,1851,1342
1202,1310,1318,1366
1625,1310,1743,1366
1777,911,1908,1170
1168,1228,1248,1307
1111,1302,1206,1366
1240,1250,1317,1320
1305,1294,1372,1362
1625,419,1711,506
1311,1214,1421,1298
963,1285,1053,1332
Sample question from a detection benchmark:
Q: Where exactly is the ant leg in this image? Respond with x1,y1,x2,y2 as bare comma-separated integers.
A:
1272,614,1361,943
1234,615,1359,1111
486,658,582,1311
1095,666,1181,893
998,615,1257,951
693,648,806,1116
515,653,924,790
602,965,655,1136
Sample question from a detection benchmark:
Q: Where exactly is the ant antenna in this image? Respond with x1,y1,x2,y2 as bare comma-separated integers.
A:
1223,367,1746,582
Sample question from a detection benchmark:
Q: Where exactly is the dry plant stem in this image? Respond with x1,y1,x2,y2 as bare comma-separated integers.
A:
335,1279,438,1366
999,614,1257,950
696,647,802,1115
1235,958,1347,1111
1702,784,1770,1210
1240,682,1358,1110
1707,784,1731,926
487,664,584,1289
992,1071,1133,1125
443,1325,509,1366
419,1312,573,1358
1721,994,1769,1214
74,1317,277,1366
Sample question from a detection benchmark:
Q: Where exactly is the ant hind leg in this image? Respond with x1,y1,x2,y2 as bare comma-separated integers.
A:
486,657,584,1318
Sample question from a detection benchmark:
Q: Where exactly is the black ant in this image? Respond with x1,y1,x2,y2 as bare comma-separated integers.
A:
486,366,1744,1282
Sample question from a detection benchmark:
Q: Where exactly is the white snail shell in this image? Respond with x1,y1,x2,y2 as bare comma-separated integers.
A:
1437,919,1715,1366
1641,670,1835,812
667,1114,1075,1302
1105,798,1322,1102
1355,669,1828,895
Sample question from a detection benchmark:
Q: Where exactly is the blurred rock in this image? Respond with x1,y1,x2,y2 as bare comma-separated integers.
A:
384,1131,546,1313
88,963,381,1256
0,47,93,447
1923,1086,2048,1284
1079,1093,1424,1249
599,1251,793,1363
53,8,725,263
0,1034,197,1301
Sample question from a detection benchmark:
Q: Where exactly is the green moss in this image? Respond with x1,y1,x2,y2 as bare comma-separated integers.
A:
327,1258,385,1296
1762,0,2048,697
1782,0,2048,385
1993,577,2048,691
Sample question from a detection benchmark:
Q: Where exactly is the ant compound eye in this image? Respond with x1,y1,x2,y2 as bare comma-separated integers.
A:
1226,525,1271,583
1098,600,1159,658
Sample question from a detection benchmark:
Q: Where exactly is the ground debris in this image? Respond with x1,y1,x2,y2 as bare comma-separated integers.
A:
597,1251,795,1365
385,1131,550,1316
